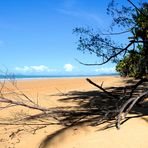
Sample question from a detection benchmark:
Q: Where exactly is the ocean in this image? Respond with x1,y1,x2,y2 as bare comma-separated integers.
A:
0,73,119,80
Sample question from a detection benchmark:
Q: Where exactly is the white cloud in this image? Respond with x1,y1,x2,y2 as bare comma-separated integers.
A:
64,64,73,72
14,65,57,73
30,65,50,72
95,67,116,73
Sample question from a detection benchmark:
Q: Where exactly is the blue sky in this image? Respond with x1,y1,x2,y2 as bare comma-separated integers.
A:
0,0,138,75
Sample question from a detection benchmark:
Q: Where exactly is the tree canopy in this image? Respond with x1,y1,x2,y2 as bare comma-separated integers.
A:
73,0,148,78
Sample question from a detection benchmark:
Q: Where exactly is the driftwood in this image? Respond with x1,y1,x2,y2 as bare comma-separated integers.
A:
86,78,117,99
116,91,148,129
86,78,148,129
0,77,147,131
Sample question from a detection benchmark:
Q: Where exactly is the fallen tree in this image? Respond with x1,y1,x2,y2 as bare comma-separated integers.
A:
72,0,148,128
0,75,147,130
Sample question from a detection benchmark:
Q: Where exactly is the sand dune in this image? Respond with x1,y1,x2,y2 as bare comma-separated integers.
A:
0,76,147,148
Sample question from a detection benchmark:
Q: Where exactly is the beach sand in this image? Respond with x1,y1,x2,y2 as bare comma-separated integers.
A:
0,76,147,148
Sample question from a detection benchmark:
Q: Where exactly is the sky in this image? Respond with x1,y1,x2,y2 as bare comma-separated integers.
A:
0,0,139,76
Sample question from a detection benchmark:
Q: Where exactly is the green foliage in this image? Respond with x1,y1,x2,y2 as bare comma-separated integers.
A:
116,50,141,78
74,1,148,78
116,2,148,78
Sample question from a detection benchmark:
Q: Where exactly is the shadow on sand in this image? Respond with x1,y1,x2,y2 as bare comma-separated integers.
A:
38,78,148,148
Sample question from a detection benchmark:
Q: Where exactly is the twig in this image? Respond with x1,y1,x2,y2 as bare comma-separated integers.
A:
128,0,148,17
0,97,54,113
86,78,117,99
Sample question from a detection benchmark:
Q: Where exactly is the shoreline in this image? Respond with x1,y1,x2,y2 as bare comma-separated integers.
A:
0,74,119,81
0,73,120,80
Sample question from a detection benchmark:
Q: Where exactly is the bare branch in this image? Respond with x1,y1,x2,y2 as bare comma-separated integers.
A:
86,78,117,99
128,78,148,99
116,90,148,129
75,41,134,66
101,30,131,36
0,97,52,112
127,0,148,17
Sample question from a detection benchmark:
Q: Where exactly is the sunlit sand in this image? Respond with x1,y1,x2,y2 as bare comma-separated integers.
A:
0,76,147,148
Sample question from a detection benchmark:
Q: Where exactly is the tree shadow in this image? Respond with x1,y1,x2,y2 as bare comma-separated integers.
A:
56,78,147,124
38,78,147,148
26,78,147,128
39,126,69,148
39,123,85,148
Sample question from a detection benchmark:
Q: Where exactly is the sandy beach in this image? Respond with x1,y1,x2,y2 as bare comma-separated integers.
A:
0,76,147,148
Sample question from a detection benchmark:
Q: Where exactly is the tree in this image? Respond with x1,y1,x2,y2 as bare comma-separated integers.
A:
73,0,148,79
73,0,148,128
115,2,148,78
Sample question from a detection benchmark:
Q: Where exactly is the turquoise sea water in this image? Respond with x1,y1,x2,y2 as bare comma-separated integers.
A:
0,73,119,80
